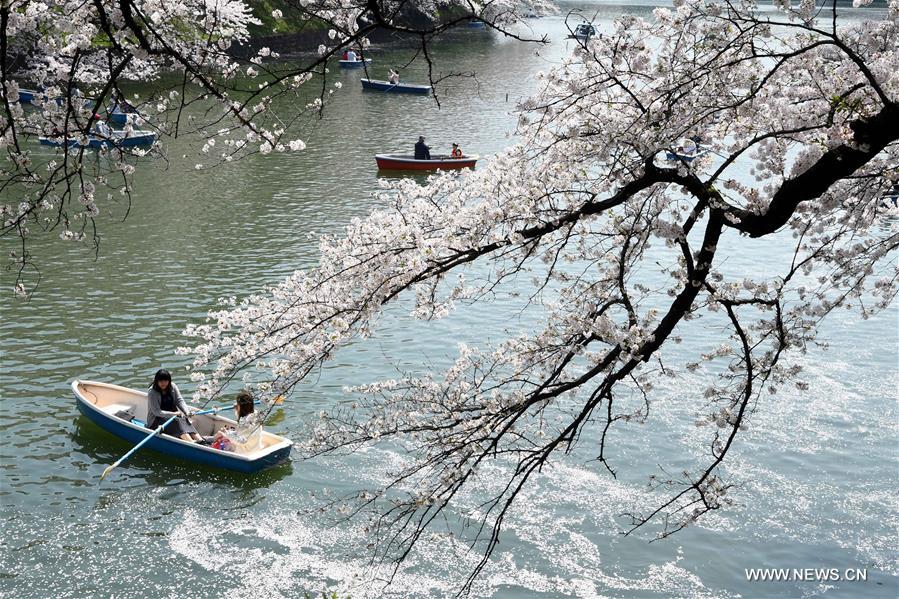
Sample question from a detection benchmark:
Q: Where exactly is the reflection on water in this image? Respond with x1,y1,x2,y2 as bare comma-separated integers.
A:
2,4,897,598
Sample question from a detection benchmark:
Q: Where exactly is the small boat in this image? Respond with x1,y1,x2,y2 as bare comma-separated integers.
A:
569,22,596,41
16,88,69,106
467,20,487,29
361,78,431,94
376,153,478,170
665,139,708,163
18,88,39,103
881,183,899,208
39,130,157,149
72,380,293,473
339,58,372,68
108,103,143,125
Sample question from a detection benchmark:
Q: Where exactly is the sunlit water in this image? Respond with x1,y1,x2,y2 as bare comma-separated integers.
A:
2,2,897,598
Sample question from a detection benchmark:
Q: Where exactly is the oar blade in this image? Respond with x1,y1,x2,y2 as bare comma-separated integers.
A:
100,463,117,480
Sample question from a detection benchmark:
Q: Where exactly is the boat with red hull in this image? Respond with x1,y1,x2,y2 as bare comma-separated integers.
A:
375,153,478,170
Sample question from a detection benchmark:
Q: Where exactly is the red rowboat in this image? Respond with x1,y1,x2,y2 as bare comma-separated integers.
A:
375,153,478,171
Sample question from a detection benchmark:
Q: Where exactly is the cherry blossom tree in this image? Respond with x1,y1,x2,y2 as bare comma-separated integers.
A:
0,0,545,295
181,0,898,588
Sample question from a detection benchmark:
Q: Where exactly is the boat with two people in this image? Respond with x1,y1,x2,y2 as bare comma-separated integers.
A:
570,22,596,42
72,379,292,474
375,153,478,170
339,49,372,68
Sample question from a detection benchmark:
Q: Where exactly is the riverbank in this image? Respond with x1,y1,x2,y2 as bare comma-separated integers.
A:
234,2,477,57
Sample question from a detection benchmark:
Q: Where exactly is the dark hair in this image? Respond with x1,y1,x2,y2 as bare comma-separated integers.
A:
152,369,172,392
235,389,255,420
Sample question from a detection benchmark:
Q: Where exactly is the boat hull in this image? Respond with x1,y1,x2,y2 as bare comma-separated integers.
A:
73,380,292,474
40,132,157,149
375,153,478,170
339,59,371,68
665,149,707,163
361,78,431,94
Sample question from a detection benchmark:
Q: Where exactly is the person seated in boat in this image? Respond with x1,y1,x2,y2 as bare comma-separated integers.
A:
414,136,431,160
451,143,463,159
342,50,349,60
146,369,204,443
112,93,137,114
92,114,111,139
346,49,357,62
388,69,400,85
680,137,698,155
210,389,265,453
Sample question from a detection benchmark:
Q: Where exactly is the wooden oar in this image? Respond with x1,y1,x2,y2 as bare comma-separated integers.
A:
99,395,286,479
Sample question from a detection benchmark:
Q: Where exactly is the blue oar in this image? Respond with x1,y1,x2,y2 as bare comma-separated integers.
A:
98,396,284,479
100,407,216,480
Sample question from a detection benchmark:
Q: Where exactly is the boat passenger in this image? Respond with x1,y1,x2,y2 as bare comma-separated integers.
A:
451,143,463,159
681,137,698,155
346,49,357,62
388,69,400,85
112,93,137,114
92,114,111,139
342,50,349,60
211,389,265,453
146,369,204,443
414,136,431,160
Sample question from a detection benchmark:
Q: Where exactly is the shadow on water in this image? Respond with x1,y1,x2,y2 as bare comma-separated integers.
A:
71,416,294,490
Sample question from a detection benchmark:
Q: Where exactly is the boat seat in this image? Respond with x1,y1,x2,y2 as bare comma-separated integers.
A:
103,403,134,415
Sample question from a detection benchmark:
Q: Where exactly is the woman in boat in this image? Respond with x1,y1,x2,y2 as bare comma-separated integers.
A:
451,143,463,159
146,369,204,443
211,389,265,453
388,69,400,85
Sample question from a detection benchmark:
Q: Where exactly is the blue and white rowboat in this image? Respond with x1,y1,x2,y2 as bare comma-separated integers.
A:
360,78,431,94
72,380,293,473
39,130,157,149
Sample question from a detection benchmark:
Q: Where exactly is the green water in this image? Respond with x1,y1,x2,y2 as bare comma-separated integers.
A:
2,3,897,597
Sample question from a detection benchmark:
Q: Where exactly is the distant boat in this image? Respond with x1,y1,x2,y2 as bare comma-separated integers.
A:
39,130,157,149
108,102,142,125
361,78,431,94
882,183,899,208
339,58,372,68
375,153,478,170
467,20,487,29
72,380,292,474
16,88,77,106
665,139,708,163
569,22,596,41
18,88,40,103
